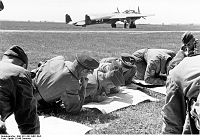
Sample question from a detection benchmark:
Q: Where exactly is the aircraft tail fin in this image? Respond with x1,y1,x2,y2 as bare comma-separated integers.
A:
117,7,120,13
138,6,140,14
65,14,72,24
85,14,92,25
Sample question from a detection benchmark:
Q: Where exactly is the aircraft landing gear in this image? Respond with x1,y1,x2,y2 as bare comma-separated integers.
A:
111,23,116,28
129,21,136,28
124,22,127,28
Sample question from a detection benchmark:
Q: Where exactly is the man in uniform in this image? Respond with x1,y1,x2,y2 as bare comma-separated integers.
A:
0,45,40,134
32,54,99,114
167,31,200,74
97,53,136,94
162,31,200,134
99,53,136,85
85,63,125,103
162,54,200,134
131,48,176,85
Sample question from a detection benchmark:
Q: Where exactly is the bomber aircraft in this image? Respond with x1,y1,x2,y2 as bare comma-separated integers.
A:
65,6,154,28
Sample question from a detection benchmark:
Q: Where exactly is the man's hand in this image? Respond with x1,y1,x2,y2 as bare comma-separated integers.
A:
80,77,88,88
96,92,107,102
0,120,7,134
181,44,187,52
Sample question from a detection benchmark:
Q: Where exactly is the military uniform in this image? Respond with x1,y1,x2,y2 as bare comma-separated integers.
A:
132,48,176,85
167,38,200,74
0,46,40,134
32,55,99,114
162,55,200,134
99,54,136,85
85,68,125,103
162,32,200,134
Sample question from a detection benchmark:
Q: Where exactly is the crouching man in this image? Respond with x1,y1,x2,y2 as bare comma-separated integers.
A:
162,31,200,134
32,54,99,114
162,55,200,134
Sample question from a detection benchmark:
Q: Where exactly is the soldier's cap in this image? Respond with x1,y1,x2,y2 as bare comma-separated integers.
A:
106,69,125,87
4,45,28,66
0,0,4,11
120,53,136,69
182,31,194,45
76,54,99,70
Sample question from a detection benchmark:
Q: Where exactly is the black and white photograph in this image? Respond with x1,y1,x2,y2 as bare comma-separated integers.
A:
0,0,200,139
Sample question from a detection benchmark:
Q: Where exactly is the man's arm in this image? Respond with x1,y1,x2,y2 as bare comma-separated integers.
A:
0,118,7,134
79,77,88,105
14,73,40,134
60,77,88,114
144,60,166,86
167,50,186,75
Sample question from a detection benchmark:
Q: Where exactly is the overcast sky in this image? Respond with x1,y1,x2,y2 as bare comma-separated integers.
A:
0,0,200,24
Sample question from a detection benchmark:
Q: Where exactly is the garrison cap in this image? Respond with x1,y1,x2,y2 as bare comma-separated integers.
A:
0,0,4,11
4,45,28,66
76,54,99,70
106,69,125,86
182,31,194,45
120,53,135,69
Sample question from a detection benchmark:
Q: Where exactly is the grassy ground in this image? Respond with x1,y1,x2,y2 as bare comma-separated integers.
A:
1,21,200,134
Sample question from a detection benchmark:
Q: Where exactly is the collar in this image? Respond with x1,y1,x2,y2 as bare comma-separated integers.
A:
65,61,79,80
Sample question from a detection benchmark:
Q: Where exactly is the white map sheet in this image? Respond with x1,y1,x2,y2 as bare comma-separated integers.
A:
134,80,167,95
83,86,159,114
5,115,92,135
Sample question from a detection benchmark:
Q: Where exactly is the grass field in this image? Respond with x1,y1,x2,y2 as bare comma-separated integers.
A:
1,21,200,134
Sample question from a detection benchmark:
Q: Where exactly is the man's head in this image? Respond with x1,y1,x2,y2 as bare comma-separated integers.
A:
120,53,135,68
2,45,28,69
182,31,194,46
76,54,99,78
182,31,196,50
120,53,137,76
181,31,200,56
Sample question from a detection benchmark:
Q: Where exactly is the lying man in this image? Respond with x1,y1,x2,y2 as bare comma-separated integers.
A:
32,54,99,114
85,63,125,103
98,53,136,92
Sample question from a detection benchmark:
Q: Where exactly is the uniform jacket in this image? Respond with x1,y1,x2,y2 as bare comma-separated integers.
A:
85,69,113,103
33,56,83,114
162,55,200,134
132,49,176,85
167,39,200,75
98,57,136,85
167,50,186,75
0,61,40,134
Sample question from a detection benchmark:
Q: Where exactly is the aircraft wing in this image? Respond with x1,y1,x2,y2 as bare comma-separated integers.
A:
110,13,153,19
